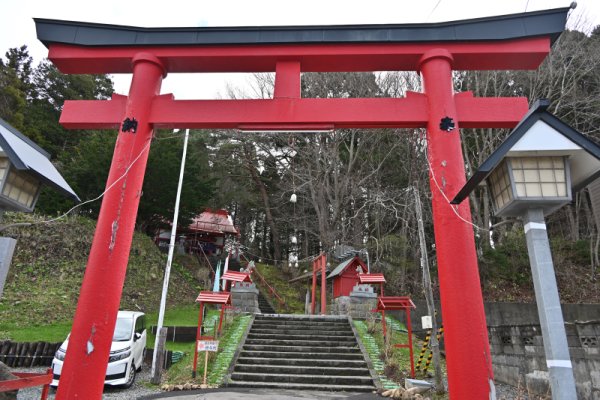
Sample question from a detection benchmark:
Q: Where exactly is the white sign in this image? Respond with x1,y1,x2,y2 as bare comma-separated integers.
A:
197,340,219,352
421,315,433,330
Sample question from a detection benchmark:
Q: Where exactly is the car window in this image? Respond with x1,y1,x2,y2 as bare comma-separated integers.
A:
135,315,146,334
113,317,133,341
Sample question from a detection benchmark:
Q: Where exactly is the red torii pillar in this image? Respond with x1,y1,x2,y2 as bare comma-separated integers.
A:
310,253,327,315
54,54,166,399
420,50,494,392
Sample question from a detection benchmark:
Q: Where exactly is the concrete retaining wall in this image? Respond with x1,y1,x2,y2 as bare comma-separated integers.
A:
392,301,600,398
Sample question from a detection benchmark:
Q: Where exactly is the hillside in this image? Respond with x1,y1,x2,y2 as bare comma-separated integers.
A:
0,212,199,336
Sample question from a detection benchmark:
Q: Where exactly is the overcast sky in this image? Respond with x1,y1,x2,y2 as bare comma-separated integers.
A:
2,0,599,99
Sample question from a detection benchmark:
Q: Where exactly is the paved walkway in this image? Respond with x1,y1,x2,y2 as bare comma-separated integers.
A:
139,388,381,400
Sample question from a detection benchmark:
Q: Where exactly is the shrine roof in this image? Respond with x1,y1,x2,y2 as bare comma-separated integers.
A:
188,209,239,235
327,255,367,279
35,8,568,48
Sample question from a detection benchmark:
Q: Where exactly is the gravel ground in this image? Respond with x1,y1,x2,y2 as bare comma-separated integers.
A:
10,365,538,400
13,362,161,400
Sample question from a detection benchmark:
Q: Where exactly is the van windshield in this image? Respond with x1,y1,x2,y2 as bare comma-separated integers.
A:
113,317,133,342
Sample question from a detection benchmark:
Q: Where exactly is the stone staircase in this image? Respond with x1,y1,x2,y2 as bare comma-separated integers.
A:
227,314,375,391
257,291,276,314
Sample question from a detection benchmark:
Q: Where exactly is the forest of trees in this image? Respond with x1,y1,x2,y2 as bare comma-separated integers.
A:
1,27,600,302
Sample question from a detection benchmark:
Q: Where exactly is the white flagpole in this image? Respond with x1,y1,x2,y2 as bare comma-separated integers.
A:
151,129,190,379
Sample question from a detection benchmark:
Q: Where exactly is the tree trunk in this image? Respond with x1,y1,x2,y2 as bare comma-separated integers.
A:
244,145,282,265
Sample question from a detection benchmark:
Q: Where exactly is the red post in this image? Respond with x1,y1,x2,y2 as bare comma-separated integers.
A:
419,49,493,398
40,369,51,400
381,311,387,338
192,302,205,378
320,254,326,315
55,53,165,400
217,305,226,333
311,261,317,315
274,61,301,99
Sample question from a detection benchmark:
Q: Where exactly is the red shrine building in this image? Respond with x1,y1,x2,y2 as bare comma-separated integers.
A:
155,208,239,256
327,256,368,298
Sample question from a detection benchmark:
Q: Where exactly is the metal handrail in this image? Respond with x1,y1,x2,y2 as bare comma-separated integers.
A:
194,247,215,278
248,265,286,308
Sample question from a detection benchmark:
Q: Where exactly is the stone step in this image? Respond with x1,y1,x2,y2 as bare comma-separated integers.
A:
245,337,356,345
238,350,366,360
257,292,276,314
253,318,350,324
236,357,368,368
229,314,374,393
235,364,370,376
250,328,355,337
243,344,361,353
251,321,352,330
230,371,374,386
254,314,348,321
226,380,375,392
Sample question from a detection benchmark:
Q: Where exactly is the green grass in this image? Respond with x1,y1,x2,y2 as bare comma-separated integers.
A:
146,306,219,352
0,321,72,343
0,304,202,345
0,213,198,336
354,316,445,390
255,263,305,313
146,304,200,327
160,313,252,386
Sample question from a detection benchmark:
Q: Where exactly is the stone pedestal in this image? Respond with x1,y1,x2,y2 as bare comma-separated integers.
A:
332,284,377,319
230,282,260,313
0,237,16,299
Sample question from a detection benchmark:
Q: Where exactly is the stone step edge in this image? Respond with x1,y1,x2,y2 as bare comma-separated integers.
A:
236,357,367,364
245,338,357,344
226,380,375,391
238,351,365,358
247,332,355,337
254,314,349,320
242,346,360,352
231,372,373,380
234,365,370,373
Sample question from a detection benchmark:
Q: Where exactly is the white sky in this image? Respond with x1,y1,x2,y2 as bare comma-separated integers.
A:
1,0,599,99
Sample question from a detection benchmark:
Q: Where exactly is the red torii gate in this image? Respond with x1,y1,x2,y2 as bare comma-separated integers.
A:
375,297,417,378
34,8,569,399
192,291,231,379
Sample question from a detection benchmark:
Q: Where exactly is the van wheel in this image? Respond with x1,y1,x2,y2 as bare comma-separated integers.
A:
122,362,136,388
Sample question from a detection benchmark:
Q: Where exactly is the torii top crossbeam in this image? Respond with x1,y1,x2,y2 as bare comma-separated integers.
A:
35,8,569,400
34,8,568,131
35,8,566,73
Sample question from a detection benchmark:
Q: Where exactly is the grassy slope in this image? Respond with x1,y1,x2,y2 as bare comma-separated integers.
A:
0,213,199,341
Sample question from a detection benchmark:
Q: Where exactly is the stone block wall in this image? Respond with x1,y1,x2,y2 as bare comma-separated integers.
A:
489,319,600,398
401,301,600,398
331,284,377,319
230,282,259,313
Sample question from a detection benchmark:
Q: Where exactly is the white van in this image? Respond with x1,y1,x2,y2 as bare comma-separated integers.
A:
51,311,147,388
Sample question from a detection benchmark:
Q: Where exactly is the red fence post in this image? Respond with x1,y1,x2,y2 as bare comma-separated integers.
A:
419,49,493,398
55,53,165,400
